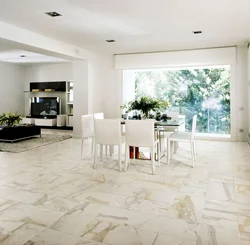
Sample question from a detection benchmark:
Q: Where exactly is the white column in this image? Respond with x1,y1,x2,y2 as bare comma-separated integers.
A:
72,60,88,138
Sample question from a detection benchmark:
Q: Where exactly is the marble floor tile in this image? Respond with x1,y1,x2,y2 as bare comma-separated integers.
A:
24,228,105,245
95,183,178,203
206,182,236,202
0,185,17,198
201,209,238,230
75,189,174,215
238,216,250,240
197,224,240,245
0,135,250,245
82,221,157,245
0,203,64,227
167,193,205,224
40,197,81,213
179,179,208,194
204,199,250,217
3,189,48,205
91,205,166,233
0,197,17,212
154,234,197,245
51,213,95,236
0,221,44,245
50,202,104,236
158,217,199,240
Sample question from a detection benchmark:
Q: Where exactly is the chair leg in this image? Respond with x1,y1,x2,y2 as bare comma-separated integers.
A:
190,142,195,168
193,141,197,161
133,146,135,165
151,147,155,175
93,143,98,169
194,140,197,155
109,145,114,156
125,145,129,171
81,138,84,159
118,144,122,172
167,139,171,165
91,138,94,158
157,142,160,167
174,142,178,154
124,144,127,171
105,145,108,161
100,144,103,162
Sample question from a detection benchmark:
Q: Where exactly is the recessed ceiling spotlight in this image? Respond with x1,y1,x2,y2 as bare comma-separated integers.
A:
45,12,62,17
193,31,202,34
106,39,116,43
20,55,26,58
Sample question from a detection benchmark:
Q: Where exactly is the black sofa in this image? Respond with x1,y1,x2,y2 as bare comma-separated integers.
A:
0,125,41,142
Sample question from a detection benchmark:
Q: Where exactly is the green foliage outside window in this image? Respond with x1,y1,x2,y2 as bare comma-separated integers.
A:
135,68,230,134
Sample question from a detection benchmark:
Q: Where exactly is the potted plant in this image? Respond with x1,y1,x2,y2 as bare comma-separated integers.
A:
0,112,22,127
124,96,168,119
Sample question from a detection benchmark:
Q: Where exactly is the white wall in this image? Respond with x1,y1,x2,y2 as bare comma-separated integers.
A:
0,61,24,115
247,45,250,144
101,54,123,119
88,55,103,114
72,60,88,138
235,45,248,141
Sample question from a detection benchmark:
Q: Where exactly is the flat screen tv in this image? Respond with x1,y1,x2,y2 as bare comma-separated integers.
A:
31,97,60,118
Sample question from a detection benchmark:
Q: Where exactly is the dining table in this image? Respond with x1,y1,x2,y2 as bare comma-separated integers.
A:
121,118,185,160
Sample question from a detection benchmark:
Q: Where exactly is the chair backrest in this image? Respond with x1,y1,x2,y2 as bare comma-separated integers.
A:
191,115,197,140
94,112,104,119
81,114,94,138
167,112,179,120
94,119,122,145
125,120,155,147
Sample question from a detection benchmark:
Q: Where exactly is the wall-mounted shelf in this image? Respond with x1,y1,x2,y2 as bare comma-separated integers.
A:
23,91,65,93
30,81,66,92
66,81,73,125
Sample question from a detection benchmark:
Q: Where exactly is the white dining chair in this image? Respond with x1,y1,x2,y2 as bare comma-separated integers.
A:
167,115,197,167
124,120,160,175
93,112,104,119
93,112,114,158
81,114,95,158
94,119,125,171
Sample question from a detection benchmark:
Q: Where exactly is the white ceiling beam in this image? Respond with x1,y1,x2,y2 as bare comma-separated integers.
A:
0,21,91,60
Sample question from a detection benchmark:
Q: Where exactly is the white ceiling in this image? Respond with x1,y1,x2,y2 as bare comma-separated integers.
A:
0,38,69,64
0,49,69,64
0,0,250,54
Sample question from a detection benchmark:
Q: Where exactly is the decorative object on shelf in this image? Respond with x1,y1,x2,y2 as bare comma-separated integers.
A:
44,89,55,92
123,96,168,119
0,112,22,127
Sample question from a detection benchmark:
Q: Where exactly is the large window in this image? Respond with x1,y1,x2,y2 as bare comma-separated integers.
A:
127,66,231,135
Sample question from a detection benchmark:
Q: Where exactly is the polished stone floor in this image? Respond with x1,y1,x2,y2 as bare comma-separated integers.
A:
0,135,250,245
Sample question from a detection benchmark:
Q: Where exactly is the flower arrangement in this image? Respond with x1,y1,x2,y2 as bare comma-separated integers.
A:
123,96,168,118
0,112,22,127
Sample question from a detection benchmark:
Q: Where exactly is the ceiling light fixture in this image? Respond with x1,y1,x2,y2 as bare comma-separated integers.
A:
105,39,116,43
45,12,62,17
20,55,26,58
193,31,202,34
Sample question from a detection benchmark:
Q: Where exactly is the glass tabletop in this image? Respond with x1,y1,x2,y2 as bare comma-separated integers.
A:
121,119,184,127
